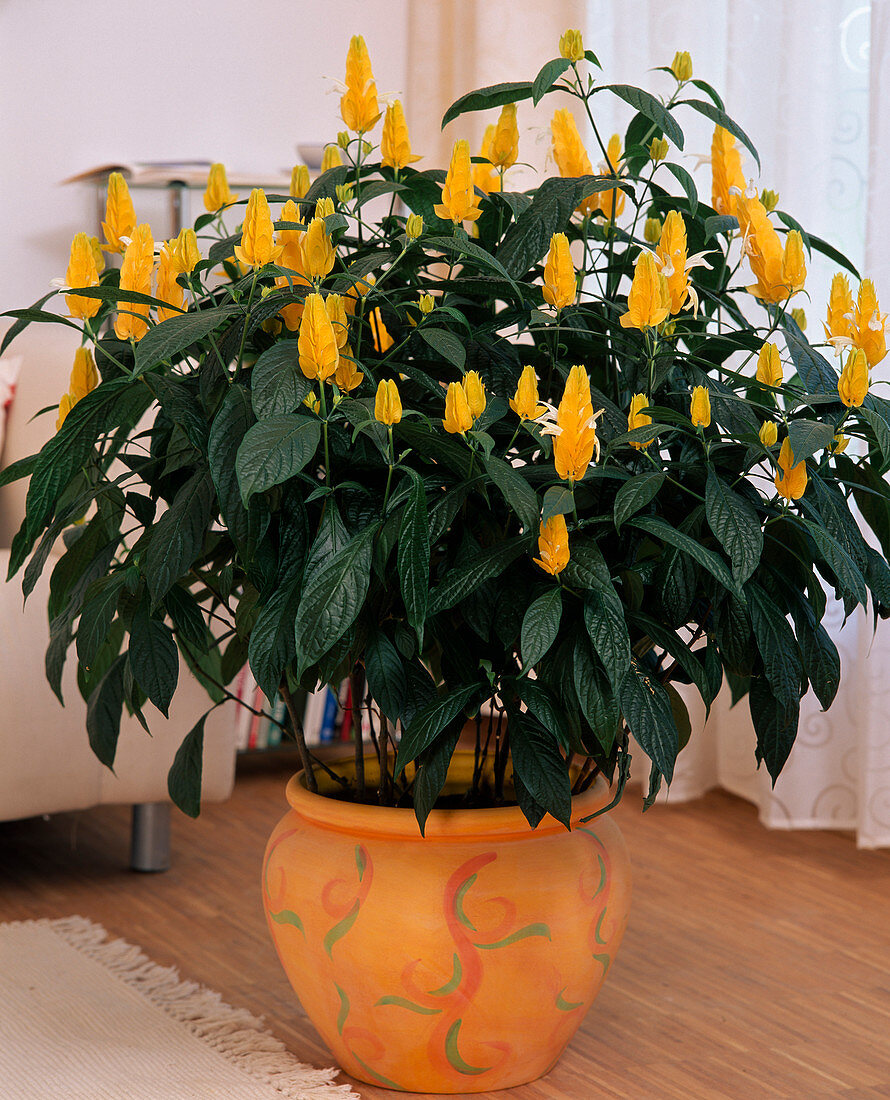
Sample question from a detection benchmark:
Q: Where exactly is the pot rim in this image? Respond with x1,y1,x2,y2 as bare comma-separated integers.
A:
284,750,613,841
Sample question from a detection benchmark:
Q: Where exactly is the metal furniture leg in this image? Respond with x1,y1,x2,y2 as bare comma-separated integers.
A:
130,803,171,872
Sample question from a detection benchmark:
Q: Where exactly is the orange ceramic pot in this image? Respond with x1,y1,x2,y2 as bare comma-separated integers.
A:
262,752,632,1093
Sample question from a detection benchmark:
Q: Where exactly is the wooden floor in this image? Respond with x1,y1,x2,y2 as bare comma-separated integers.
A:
2,751,890,1100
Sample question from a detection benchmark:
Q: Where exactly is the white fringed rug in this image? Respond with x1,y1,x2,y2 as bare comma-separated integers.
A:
0,917,359,1100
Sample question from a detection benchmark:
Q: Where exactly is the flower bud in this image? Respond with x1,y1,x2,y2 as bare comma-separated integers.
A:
315,197,335,219
510,365,546,421
405,213,424,240
670,51,693,82
791,307,807,331
759,421,778,448
831,433,849,455
374,378,402,425
690,385,711,428
335,183,354,204
443,381,473,434
559,29,584,62
462,371,486,420
760,188,780,212
290,165,311,199
644,216,663,244
321,145,343,173
65,232,100,320
649,137,669,163
301,217,335,281
418,292,435,314
203,163,238,214
337,130,350,149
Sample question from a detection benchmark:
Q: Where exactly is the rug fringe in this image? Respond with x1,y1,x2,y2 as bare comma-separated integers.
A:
23,916,360,1100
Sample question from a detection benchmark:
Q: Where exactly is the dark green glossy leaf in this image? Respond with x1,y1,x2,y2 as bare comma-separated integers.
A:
413,726,462,835
417,328,466,370
394,685,479,775
677,98,759,168
133,306,239,375
618,658,678,782
129,602,179,718
397,471,430,645
521,587,562,670
705,470,762,584
86,653,127,768
631,514,741,597
787,419,836,462
236,415,320,505
746,581,803,712
365,629,407,727
251,340,312,417
441,81,534,128
428,536,530,615
144,472,214,604
532,57,572,104
484,455,539,533
598,84,683,148
167,713,207,818
614,472,663,531
509,710,572,829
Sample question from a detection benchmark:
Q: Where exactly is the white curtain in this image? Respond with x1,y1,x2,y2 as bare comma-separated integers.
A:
586,0,889,846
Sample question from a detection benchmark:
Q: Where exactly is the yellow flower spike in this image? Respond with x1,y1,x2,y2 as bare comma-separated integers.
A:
321,145,344,173
298,292,340,382
509,365,547,421
782,231,807,296
759,421,778,448
418,292,435,314
335,346,364,393
670,51,693,82
627,393,654,450
114,224,154,342
551,108,596,215
559,29,585,63
443,381,473,434
649,137,669,163
690,385,711,428
69,347,100,402
462,371,486,420
472,125,501,196
838,347,869,407
489,103,519,171
374,378,402,425
325,293,349,349
203,163,239,213
87,236,105,274
381,100,421,171
542,232,576,312
656,211,691,315
756,342,783,387
405,213,424,240
169,227,201,275
853,278,887,367
595,134,625,221
101,172,137,254
534,514,570,576
619,250,671,330
775,437,808,501
434,139,483,224
156,247,185,323
823,272,854,349
64,232,100,320
233,189,284,269
760,188,780,212
831,433,850,455
301,217,335,282
277,199,306,274
341,34,380,133
711,126,745,218
644,217,663,244
315,197,336,220
552,365,601,482
56,393,74,432
290,165,311,199
369,307,394,354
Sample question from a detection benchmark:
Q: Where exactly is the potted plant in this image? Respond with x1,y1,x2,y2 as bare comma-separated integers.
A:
3,29,889,1093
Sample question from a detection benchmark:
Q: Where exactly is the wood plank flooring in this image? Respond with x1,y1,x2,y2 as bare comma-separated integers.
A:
2,750,889,1099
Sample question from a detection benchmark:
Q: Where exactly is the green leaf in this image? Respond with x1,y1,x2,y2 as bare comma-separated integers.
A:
86,653,127,768
394,685,479,776
417,328,466,370
630,611,719,711
783,323,838,395
661,162,698,214
858,405,890,464
483,455,539,533
572,634,619,753
705,471,763,585
521,588,562,670
541,484,575,523
76,573,128,669
441,81,534,128
583,587,632,690
631,514,741,597
787,419,837,462
798,518,868,608
509,710,572,829
295,525,376,668
749,676,798,782
597,84,684,148
746,582,803,712
677,98,760,168
165,585,209,650
428,536,530,615
167,713,207,818
250,340,312,417
133,306,239,375
129,603,179,718
532,57,573,104
397,471,430,645
704,214,739,240
144,472,215,604
207,384,254,549
236,415,320,505
365,629,407,727
413,726,462,835
0,453,37,491
806,232,861,280
561,537,613,591
789,600,840,711
614,472,663,531
517,679,576,754
618,658,678,782
248,583,301,701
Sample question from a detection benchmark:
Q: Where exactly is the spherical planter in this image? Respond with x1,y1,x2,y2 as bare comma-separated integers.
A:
262,752,632,1093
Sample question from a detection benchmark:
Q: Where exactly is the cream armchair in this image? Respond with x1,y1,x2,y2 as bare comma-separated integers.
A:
0,325,238,869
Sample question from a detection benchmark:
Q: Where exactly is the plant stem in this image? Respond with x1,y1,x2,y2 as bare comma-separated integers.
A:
280,679,317,792
350,665,366,798
234,270,259,380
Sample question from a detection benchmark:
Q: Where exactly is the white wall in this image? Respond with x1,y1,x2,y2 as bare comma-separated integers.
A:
0,0,408,312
